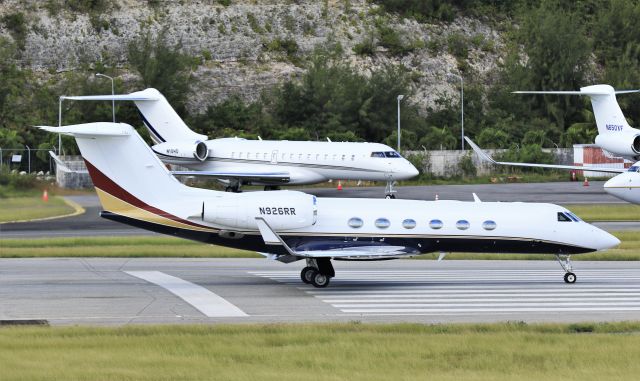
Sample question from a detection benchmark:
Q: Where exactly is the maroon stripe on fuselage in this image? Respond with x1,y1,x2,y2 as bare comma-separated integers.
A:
83,159,211,229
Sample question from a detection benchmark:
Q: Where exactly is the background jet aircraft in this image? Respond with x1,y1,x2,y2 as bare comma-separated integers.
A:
465,136,640,204
515,84,640,160
62,89,418,198
40,122,619,287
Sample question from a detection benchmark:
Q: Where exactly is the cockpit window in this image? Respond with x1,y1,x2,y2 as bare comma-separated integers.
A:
627,165,640,173
384,151,402,158
371,152,385,158
566,212,582,222
557,212,572,222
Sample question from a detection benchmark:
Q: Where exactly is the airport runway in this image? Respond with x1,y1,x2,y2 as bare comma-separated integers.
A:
2,258,640,325
2,181,636,239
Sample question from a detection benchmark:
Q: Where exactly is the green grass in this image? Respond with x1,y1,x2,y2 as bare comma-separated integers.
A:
0,236,260,258
563,204,640,221
0,232,638,260
1,322,640,380
0,196,75,222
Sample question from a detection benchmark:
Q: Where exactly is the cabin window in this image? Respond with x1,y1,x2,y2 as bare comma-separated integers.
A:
247,152,251,159
348,217,364,228
482,220,497,231
341,154,345,161
375,218,390,229
371,152,385,158
557,212,572,222
264,153,268,160
429,219,443,229
299,154,303,160
351,154,355,161
456,220,470,230
231,152,235,158
332,154,337,160
239,152,243,158
316,154,320,160
402,219,416,229
307,154,311,160
324,154,328,160
289,154,294,160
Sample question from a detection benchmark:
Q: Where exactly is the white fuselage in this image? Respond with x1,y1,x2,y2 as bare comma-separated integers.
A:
153,138,419,185
604,164,640,204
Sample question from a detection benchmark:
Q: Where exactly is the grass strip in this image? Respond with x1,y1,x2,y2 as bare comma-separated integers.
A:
0,236,259,258
0,322,639,381
0,232,638,260
562,203,640,221
0,196,75,223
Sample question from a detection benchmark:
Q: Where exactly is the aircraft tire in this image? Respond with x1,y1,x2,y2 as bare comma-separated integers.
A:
311,272,330,288
385,194,395,199
564,272,577,284
301,267,316,284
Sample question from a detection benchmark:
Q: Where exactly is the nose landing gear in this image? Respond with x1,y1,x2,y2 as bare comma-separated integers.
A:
385,180,397,199
556,254,576,284
300,258,334,288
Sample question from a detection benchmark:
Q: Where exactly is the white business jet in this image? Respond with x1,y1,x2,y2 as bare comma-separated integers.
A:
61,89,418,198
514,84,640,160
40,122,619,287
464,136,640,203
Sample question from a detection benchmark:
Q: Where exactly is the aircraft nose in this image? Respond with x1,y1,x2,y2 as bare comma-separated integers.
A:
603,173,636,203
400,160,419,178
592,228,620,251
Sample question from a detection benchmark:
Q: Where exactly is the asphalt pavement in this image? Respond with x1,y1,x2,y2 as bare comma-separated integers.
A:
2,258,639,325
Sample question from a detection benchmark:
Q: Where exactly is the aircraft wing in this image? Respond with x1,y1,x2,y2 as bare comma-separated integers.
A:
255,217,418,260
172,170,290,183
464,136,627,174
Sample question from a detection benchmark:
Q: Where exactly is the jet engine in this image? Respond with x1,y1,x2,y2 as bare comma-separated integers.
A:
202,191,317,230
152,140,209,162
595,133,640,158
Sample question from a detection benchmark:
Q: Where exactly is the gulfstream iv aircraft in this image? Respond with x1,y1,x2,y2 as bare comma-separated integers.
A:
515,84,640,160
40,122,619,287
62,89,418,198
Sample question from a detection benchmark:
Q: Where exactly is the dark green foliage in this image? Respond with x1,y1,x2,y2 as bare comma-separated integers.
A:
1,12,27,50
64,0,108,13
353,35,375,56
459,153,477,177
374,0,456,22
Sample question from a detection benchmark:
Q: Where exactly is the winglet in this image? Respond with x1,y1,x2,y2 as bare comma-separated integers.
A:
472,193,481,202
464,136,497,164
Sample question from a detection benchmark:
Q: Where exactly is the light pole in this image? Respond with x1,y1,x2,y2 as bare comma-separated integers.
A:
447,73,464,150
96,73,115,123
397,94,404,151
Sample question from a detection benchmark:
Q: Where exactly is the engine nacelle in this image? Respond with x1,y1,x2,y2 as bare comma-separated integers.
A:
595,133,640,158
152,140,208,162
202,191,317,230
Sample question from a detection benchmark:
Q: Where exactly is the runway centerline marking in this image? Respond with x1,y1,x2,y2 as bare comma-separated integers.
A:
125,271,247,318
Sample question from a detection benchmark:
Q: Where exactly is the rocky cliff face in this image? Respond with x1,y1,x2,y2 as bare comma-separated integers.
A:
1,0,504,114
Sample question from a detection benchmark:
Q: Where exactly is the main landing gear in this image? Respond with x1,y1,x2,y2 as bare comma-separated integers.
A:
224,180,242,193
385,180,397,199
556,254,576,284
300,258,335,288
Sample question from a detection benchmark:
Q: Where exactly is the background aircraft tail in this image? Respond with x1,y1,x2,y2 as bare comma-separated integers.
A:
514,84,640,136
63,89,208,144
39,122,188,208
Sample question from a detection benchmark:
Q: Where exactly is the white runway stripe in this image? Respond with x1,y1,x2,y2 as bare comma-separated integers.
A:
249,269,640,316
126,271,247,318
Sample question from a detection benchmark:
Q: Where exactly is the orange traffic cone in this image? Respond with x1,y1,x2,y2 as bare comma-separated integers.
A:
42,189,49,202
435,194,439,200
337,181,343,191
583,177,589,187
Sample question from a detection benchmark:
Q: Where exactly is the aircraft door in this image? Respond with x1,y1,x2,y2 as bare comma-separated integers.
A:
271,150,278,164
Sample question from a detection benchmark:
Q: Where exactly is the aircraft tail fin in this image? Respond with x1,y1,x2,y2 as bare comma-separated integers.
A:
514,85,640,135
39,122,186,205
62,88,208,144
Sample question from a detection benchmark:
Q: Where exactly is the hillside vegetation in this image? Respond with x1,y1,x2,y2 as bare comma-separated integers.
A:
0,0,639,172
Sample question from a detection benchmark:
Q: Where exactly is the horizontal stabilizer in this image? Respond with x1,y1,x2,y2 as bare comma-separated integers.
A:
61,94,159,102
38,123,132,137
48,151,88,174
465,136,627,174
